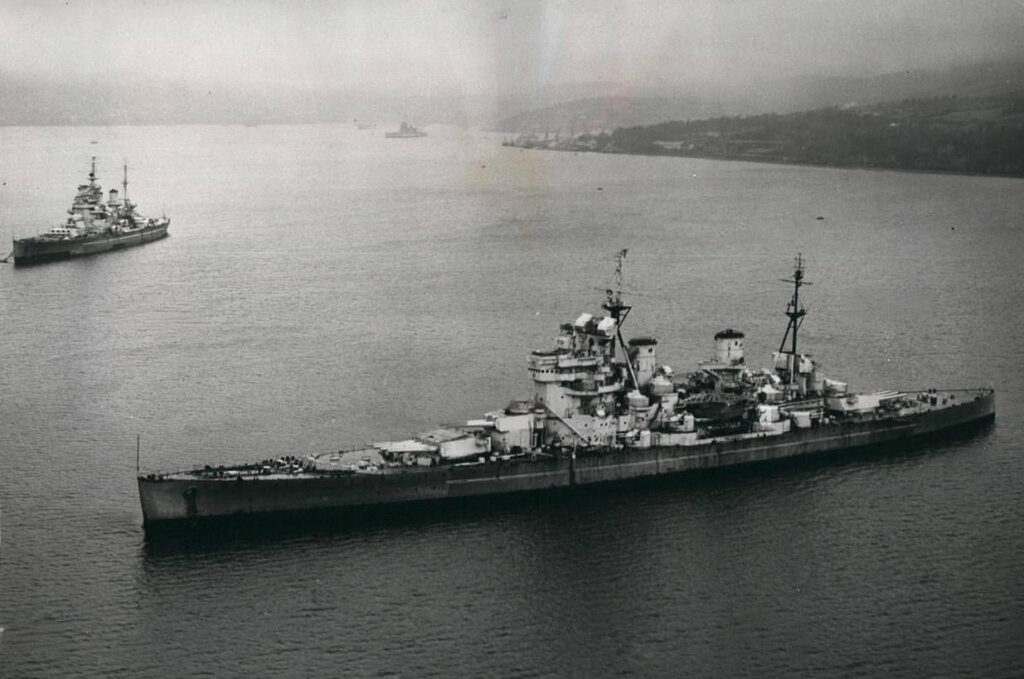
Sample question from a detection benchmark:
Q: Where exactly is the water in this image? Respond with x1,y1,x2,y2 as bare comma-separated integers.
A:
1,124,1022,677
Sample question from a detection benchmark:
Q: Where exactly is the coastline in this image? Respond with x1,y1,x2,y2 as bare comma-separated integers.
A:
506,143,1024,180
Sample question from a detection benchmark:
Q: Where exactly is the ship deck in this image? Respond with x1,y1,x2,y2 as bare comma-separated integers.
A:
144,388,992,483
137,388,994,526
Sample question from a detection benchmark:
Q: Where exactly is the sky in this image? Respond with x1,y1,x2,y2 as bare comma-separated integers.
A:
1,0,1022,97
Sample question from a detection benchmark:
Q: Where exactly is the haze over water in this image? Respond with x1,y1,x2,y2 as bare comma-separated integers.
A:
1,124,1022,677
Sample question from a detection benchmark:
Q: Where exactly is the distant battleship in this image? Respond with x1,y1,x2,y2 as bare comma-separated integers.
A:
137,253,994,528
11,157,169,265
385,122,427,138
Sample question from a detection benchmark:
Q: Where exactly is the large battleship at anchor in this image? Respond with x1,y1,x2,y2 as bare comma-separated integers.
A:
137,253,995,528
10,157,169,265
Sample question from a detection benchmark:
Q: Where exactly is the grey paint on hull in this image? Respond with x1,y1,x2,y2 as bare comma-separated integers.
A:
137,390,994,526
13,224,169,265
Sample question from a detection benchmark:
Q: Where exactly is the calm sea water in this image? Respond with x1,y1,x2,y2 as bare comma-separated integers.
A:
1,124,1022,677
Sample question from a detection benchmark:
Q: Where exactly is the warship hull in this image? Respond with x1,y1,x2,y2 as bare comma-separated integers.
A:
137,388,994,528
13,222,169,265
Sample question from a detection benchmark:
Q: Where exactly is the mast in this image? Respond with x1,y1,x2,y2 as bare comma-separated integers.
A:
777,253,811,384
602,248,631,328
601,248,640,389
122,161,128,202
88,156,97,188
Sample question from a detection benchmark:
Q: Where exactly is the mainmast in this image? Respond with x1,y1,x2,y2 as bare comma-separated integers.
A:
777,253,811,384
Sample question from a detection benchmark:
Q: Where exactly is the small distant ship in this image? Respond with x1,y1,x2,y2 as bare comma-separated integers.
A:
11,157,169,265
385,122,427,138
137,253,994,528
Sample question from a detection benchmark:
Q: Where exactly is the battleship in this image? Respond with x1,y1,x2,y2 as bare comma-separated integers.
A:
137,253,995,528
10,157,169,265
385,122,427,138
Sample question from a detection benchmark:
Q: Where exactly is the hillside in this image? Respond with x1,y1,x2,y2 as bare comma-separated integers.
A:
3,60,1023,134
492,96,741,134
547,95,1024,177
742,60,1024,113
494,61,1024,134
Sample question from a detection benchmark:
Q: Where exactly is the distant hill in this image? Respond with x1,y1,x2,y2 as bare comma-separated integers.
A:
597,94,1024,177
0,72,713,129
492,96,744,134
752,60,1024,112
494,61,1024,134
3,60,1023,129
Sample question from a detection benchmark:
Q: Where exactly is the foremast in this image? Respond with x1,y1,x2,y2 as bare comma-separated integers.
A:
602,248,640,390
517,249,670,451
775,253,812,390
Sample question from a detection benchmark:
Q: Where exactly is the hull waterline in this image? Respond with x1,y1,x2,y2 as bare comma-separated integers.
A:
14,224,169,265
137,255,997,533
138,389,994,529
12,156,170,266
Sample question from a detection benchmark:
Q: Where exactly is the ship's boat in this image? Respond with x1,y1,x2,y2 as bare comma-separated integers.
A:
10,157,170,265
137,253,995,528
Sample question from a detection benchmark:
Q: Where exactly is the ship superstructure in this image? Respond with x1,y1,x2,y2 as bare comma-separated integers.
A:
137,254,995,527
385,122,427,138
11,157,170,265
391,252,917,456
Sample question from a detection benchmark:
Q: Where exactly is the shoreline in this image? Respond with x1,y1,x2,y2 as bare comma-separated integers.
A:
505,143,1024,181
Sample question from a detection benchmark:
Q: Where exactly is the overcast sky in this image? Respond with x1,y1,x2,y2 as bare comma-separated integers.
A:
2,0,1022,96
